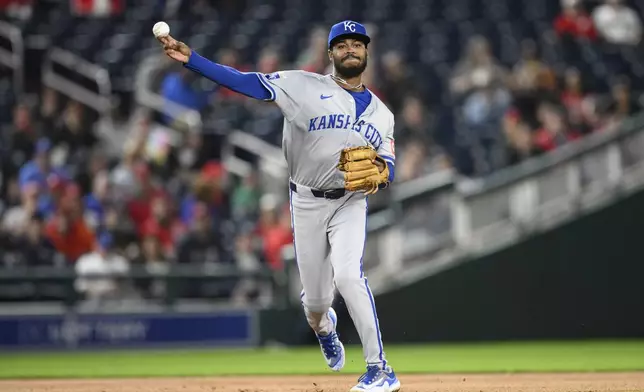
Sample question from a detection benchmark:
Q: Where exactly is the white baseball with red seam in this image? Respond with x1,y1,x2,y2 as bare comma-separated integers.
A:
152,21,170,38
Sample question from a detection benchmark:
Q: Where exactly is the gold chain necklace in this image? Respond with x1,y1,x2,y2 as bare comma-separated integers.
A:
331,74,364,91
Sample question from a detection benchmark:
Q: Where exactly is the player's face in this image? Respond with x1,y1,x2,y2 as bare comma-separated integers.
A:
329,38,368,78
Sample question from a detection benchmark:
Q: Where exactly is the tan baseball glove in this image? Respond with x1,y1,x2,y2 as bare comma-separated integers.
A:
337,146,390,195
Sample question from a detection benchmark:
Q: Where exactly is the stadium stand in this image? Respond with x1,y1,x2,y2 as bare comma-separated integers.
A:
0,0,643,303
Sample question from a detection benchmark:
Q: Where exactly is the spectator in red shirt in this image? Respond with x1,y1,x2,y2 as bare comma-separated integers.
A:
45,209,96,263
126,162,166,233
554,0,598,41
141,195,185,256
256,195,292,270
533,102,581,153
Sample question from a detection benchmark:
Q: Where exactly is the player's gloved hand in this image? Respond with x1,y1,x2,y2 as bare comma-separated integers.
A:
157,35,192,64
337,146,390,195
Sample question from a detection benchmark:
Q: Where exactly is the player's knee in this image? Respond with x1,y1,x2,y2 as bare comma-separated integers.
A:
333,274,362,297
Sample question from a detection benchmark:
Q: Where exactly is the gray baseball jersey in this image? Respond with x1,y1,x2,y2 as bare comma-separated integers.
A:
257,70,396,190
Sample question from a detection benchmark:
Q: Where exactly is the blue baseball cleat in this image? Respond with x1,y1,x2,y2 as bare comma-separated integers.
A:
316,307,345,372
350,365,401,392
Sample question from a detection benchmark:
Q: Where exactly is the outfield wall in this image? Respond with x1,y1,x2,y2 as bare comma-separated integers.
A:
328,187,644,343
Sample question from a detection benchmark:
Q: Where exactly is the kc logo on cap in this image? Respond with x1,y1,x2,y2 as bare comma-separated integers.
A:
343,21,356,32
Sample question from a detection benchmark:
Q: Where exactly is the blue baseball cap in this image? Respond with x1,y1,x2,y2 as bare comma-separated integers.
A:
35,138,52,154
98,232,114,250
328,20,371,49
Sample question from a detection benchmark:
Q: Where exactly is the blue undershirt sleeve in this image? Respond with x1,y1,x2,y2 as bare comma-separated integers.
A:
386,161,395,183
377,161,395,190
184,52,272,101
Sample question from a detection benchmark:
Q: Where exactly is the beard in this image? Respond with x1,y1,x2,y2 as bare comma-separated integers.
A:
333,53,368,79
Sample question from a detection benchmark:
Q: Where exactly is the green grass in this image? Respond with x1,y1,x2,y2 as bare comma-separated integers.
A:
0,340,643,379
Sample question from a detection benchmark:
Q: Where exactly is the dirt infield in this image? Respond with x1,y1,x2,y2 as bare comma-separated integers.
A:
1,373,644,392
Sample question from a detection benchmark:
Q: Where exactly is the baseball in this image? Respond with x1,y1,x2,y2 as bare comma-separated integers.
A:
152,21,170,38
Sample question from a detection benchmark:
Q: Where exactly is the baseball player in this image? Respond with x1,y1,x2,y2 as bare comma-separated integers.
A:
156,20,400,392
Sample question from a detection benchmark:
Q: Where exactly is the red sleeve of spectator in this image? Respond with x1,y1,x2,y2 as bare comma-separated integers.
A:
533,129,555,152
554,15,569,36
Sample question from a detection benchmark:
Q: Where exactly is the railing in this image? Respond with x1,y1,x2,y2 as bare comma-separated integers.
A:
0,21,24,95
452,113,644,254
223,130,289,201
364,169,455,272
42,47,112,116
134,54,203,135
0,263,290,309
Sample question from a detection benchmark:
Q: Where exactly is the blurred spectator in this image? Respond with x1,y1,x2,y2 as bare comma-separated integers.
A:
593,0,642,46
361,62,386,102
397,141,451,182
83,171,110,231
560,67,590,134
102,204,138,251
231,170,262,224
231,231,271,305
8,103,38,177
126,161,167,233
133,232,171,299
111,123,147,200
533,102,581,153
450,36,510,99
1,180,38,237
50,100,99,166
1,177,22,213
380,50,417,114
141,195,186,256
143,122,181,181
75,149,108,196
18,138,65,191
554,0,598,41
36,87,59,133
257,47,282,75
71,0,124,17
161,66,216,125
503,112,536,165
610,75,642,118
1,0,33,20
296,26,330,74
177,201,226,265
37,172,71,219
582,94,622,134
180,161,230,229
255,195,292,271
11,213,64,267
75,232,129,301
44,207,96,263
396,95,433,147
511,40,558,98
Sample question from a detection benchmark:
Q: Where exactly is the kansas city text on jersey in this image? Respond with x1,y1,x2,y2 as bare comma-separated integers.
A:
307,114,383,149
